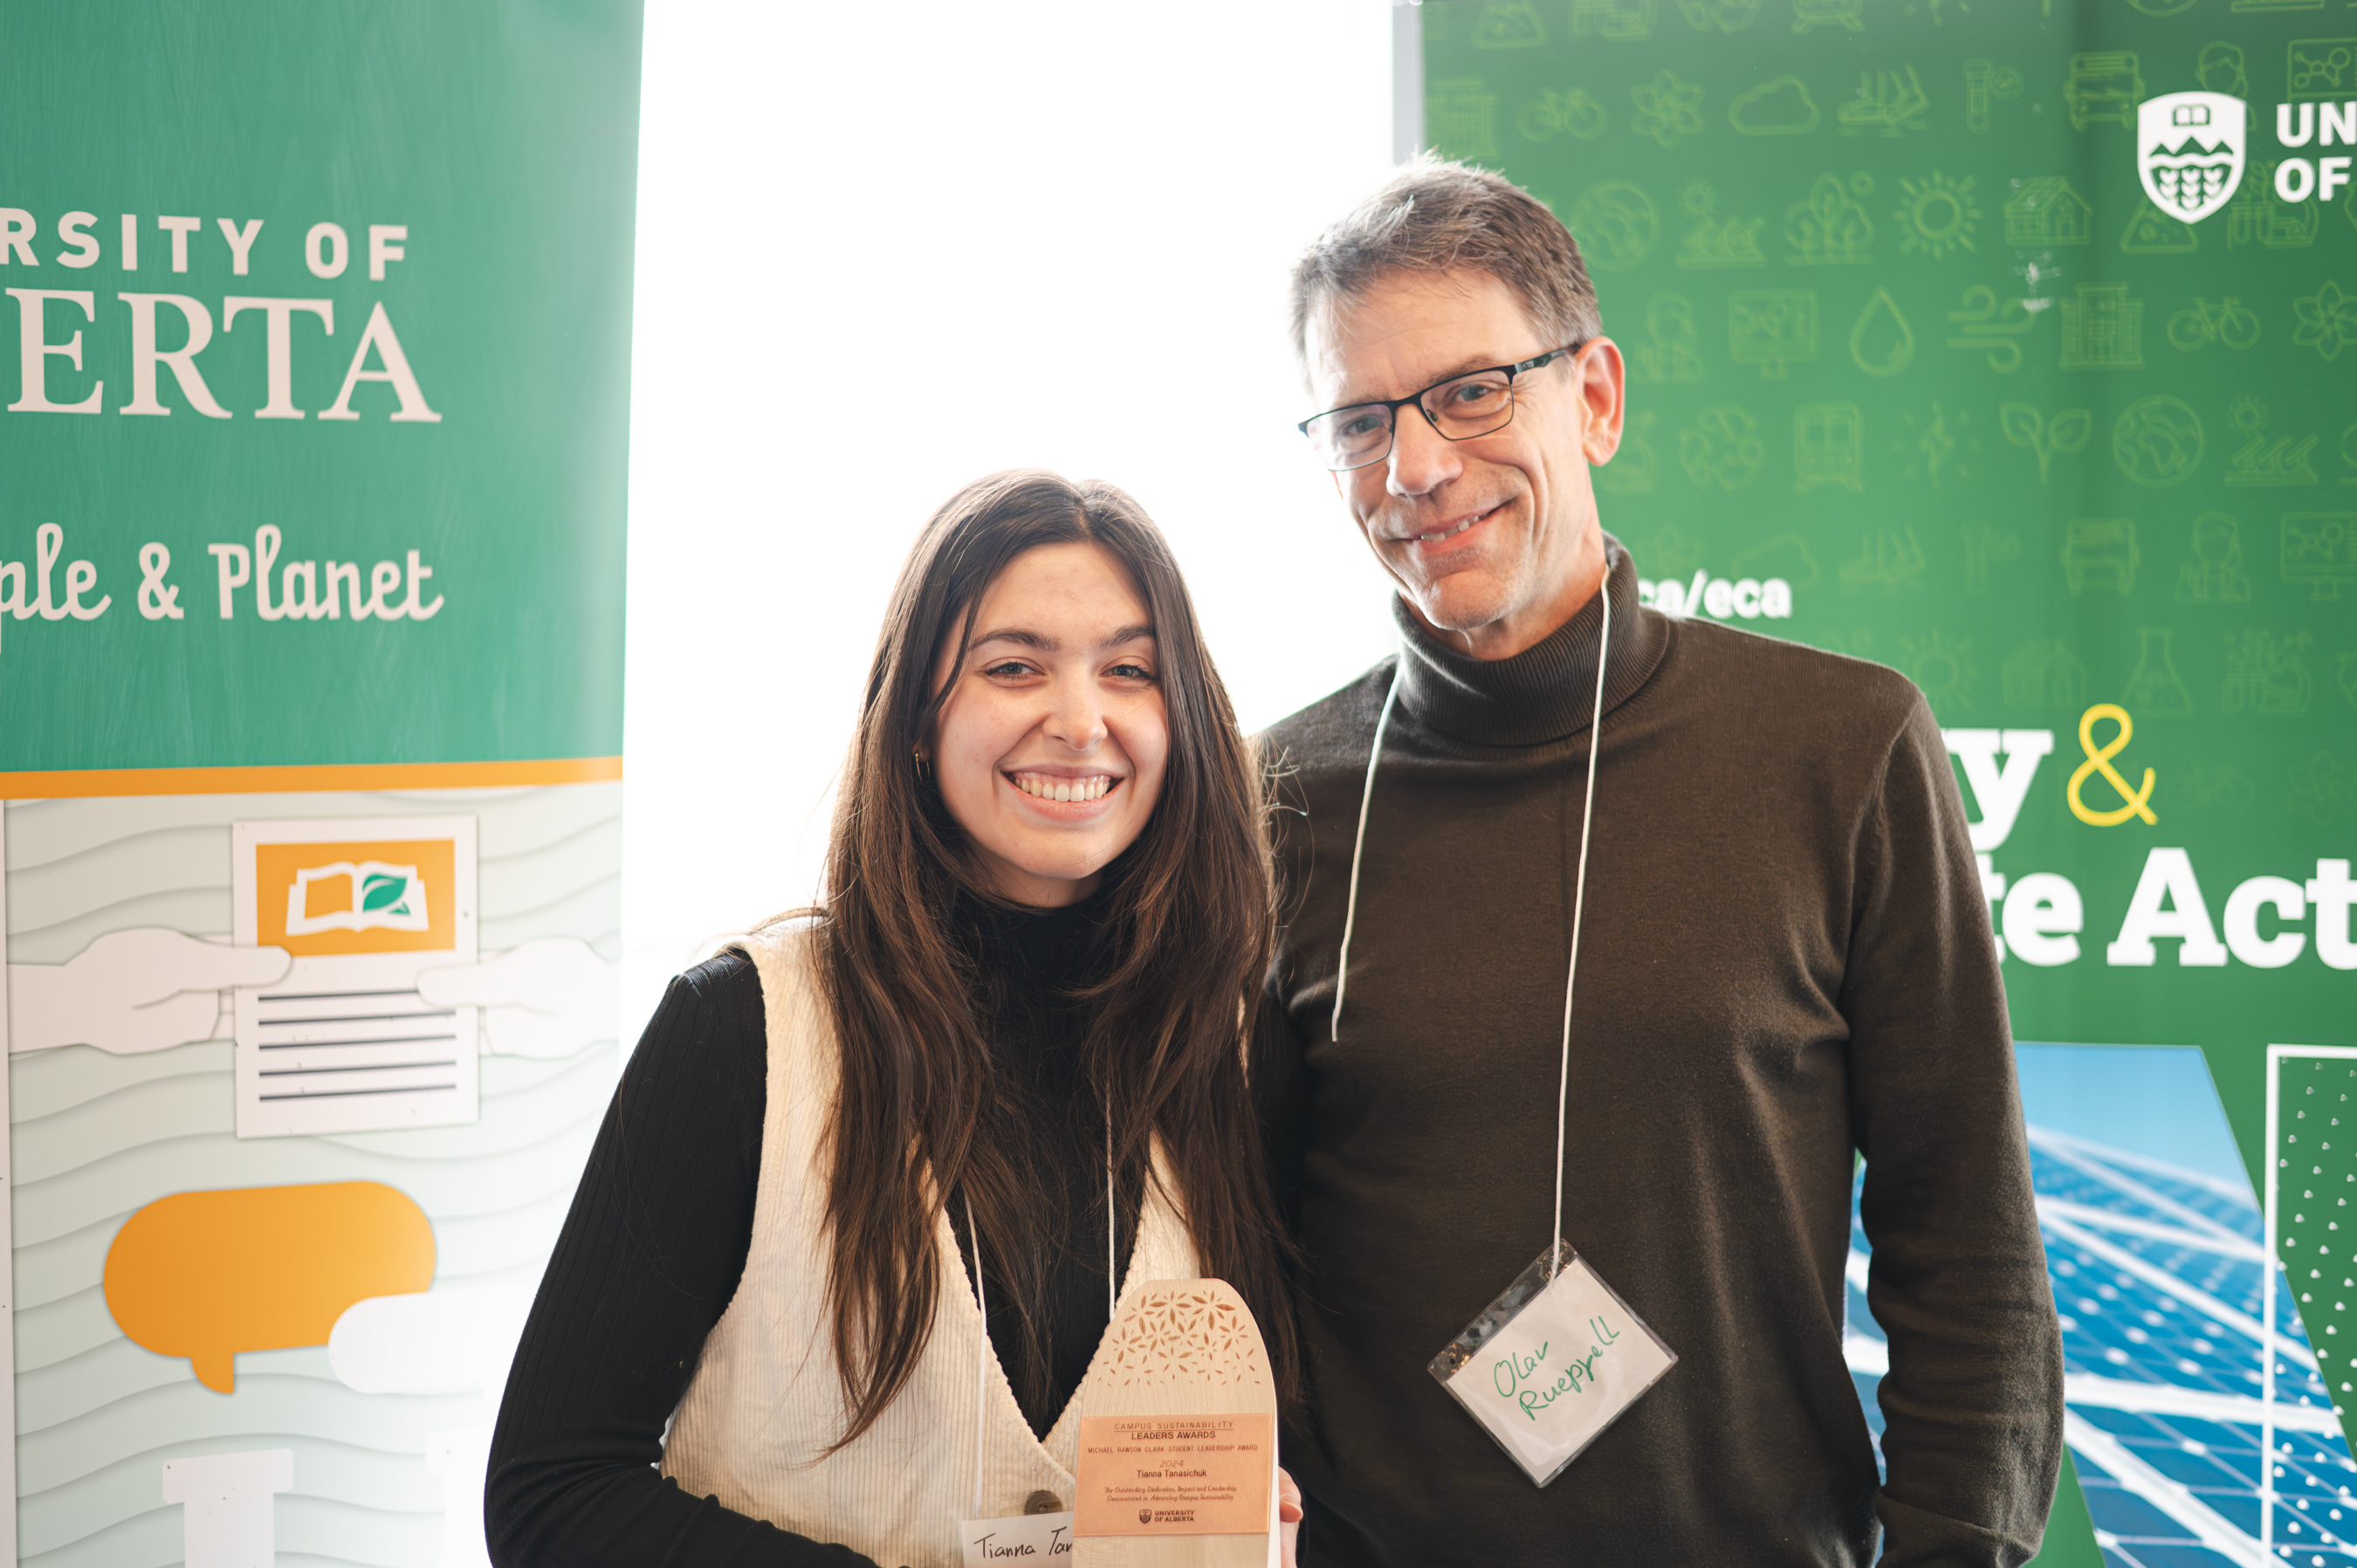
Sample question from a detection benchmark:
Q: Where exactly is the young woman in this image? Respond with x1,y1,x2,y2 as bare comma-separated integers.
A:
485,471,1301,1567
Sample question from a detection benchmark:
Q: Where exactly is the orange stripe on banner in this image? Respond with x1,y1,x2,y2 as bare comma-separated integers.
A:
0,756,624,799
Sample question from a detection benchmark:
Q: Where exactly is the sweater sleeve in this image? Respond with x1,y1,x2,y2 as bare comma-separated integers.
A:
484,953,883,1568
1844,696,2065,1567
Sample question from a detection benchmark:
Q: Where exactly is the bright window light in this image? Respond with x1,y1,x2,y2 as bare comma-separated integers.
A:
624,3,1397,1035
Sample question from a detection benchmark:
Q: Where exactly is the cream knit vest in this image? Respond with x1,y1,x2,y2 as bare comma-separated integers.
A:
661,926,1201,1568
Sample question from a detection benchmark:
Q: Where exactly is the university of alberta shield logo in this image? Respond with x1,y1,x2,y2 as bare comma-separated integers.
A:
2138,91,2245,223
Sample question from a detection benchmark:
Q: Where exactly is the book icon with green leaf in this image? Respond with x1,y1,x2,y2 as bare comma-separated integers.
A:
284,861,431,937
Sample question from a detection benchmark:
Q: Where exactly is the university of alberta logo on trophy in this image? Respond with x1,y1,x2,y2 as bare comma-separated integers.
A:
2138,91,2245,222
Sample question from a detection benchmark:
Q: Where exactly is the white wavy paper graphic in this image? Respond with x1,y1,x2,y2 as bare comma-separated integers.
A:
5,783,621,1568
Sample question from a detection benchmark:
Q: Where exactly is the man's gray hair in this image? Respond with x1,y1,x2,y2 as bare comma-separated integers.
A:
1288,156,1603,374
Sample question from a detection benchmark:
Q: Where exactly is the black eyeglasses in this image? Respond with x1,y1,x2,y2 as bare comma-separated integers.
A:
1296,345,1581,471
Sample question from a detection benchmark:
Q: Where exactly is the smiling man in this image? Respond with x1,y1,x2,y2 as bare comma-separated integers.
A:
1253,161,2064,1564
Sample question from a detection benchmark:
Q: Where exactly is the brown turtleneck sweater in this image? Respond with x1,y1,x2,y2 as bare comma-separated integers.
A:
1254,538,2062,1565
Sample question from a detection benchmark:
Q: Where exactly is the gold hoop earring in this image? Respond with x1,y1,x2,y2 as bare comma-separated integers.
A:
912,749,933,781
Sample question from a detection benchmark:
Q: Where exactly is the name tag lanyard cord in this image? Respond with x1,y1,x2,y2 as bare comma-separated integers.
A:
959,1122,1119,1521
1332,578,1673,1489
1331,578,1612,1279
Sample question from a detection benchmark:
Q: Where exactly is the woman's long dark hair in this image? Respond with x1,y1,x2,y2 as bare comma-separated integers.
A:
799,469,1295,1447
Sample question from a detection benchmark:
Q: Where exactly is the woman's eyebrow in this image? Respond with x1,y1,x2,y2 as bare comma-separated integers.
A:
969,624,1155,654
971,627,1055,651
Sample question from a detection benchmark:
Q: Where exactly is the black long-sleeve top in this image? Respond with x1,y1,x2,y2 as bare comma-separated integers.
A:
1254,541,2064,1565
485,896,1130,1568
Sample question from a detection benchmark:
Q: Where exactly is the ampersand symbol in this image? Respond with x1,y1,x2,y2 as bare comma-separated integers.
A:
2066,703,2157,826
137,542,183,621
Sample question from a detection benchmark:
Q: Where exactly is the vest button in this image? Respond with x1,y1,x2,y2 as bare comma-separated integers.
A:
1024,1489,1063,1515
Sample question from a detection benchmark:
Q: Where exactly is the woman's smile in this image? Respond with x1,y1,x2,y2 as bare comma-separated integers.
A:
1007,769,1121,806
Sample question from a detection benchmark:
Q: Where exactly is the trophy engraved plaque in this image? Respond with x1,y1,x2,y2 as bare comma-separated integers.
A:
1073,1280,1278,1567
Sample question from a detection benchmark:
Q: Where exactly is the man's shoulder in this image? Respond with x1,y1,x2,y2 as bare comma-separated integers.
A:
1665,616,1930,744
1255,657,1399,772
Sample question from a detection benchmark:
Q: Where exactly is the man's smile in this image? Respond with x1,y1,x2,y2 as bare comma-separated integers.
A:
1384,499,1509,551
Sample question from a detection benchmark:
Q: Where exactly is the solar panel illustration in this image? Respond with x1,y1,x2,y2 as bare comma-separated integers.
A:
1849,1115,2357,1566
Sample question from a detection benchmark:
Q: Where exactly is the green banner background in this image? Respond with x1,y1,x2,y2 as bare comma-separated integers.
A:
1422,0,2351,1164
0,1,639,769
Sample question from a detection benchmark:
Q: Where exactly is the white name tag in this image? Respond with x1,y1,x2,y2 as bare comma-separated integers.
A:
959,1510,1075,1565
1426,1242,1675,1487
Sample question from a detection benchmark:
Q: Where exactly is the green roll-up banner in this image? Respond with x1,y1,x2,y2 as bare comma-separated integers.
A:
0,5,641,1565
1422,1,2353,1559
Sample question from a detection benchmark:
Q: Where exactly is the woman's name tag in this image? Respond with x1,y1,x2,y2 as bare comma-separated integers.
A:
959,1510,1075,1565
1426,1241,1676,1488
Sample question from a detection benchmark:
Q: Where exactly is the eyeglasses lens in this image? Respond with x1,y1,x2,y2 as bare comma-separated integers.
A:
1305,406,1395,471
1304,372,1520,471
1426,371,1515,437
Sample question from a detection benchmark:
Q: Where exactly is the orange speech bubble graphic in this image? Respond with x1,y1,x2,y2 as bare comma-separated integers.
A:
104,1181,435,1393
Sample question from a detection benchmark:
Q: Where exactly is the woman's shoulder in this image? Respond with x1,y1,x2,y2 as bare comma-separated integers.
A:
623,949,772,1133
697,918,838,1054
643,946,767,1055
677,946,759,994
731,910,834,971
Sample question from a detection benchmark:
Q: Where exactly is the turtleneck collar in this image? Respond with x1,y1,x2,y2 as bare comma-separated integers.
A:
1389,533,1668,748
957,884,1110,994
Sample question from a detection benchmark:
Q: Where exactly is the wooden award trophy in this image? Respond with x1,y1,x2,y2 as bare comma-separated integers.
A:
1072,1280,1279,1567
